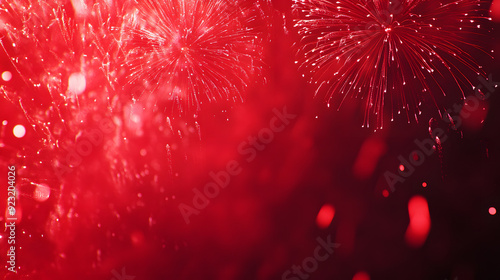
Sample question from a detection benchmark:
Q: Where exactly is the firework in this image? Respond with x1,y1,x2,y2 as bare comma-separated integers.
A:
121,0,271,113
1,1,203,277
293,0,493,129
0,0,196,185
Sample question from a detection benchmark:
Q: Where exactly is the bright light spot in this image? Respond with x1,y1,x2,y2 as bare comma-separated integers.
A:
353,271,370,280
71,0,89,17
422,182,427,188
489,207,497,215
2,120,7,125
33,184,51,202
2,71,12,82
399,164,405,172
316,204,335,229
405,196,431,248
68,72,86,95
13,124,26,138
382,190,390,197
125,103,144,136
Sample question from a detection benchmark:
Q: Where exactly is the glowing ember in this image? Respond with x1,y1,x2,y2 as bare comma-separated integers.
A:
399,164,405,172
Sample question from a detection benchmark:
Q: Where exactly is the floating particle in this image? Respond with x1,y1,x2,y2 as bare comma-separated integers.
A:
405,195,431,248
399,164,405,172
13,124,26,138
316,204,336,228
2,71,12,81
68,73,87,95
382,190,390,197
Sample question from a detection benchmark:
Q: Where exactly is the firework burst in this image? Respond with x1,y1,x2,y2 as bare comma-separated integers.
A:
293,0,493,129
1,1,203,276
121,0,271,113
0,0,199,221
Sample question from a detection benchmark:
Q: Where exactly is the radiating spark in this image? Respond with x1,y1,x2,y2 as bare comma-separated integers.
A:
293,0,492,129
121,0,271,113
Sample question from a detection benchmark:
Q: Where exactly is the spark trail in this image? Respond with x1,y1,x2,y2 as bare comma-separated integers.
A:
293,0,493,129
122,0,271,113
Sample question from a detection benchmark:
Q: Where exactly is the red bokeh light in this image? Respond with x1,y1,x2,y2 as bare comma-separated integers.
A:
491,0,500,22
405,196,431,248
382,190,390,198
316,204,336,229
353,271,371,280
399,165,405,172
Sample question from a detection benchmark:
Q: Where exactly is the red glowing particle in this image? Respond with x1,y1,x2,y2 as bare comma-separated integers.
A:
382,190,389,198
422,182,427,188
316,204,335,229
399,165,405,172
405,195,431,248
489,207,497,216
353,271,370,280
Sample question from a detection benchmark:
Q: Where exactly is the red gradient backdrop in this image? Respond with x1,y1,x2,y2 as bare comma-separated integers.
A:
1,0,500,280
